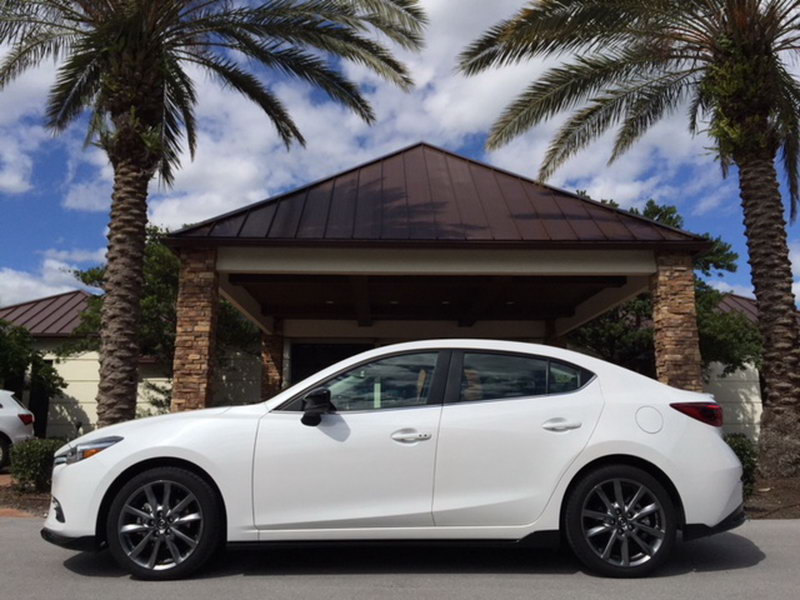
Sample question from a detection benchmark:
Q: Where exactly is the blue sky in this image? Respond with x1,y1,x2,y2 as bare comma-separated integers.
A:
1,0,799,306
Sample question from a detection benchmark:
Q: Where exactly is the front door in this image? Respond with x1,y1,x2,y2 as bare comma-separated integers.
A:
433,350,604,527
253,351,448,531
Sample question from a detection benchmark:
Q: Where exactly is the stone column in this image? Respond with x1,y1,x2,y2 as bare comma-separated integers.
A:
261,329,284,401
171,247,219,412
651,252,703,391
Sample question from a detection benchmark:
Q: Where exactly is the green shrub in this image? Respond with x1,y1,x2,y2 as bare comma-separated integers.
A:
724,433,758,498
10,438,65,493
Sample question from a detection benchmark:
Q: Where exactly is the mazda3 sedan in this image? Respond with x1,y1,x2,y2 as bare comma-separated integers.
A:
41,340,744,579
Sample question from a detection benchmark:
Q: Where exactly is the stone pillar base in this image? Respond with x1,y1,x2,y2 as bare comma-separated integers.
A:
651,252,703,391
171,248,218,412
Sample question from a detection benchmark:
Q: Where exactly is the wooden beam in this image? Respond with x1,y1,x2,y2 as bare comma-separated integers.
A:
227,273,629,286
350,276,372,327
553,276,650,336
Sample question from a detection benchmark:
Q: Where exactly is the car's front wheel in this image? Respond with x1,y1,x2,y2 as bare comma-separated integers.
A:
564,464,677,577
106,466,223,580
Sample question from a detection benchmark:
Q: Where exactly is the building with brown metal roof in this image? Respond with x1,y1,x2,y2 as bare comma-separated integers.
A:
0,290,173,438
1,141,768,438
165,142,714,412
0,290,91,337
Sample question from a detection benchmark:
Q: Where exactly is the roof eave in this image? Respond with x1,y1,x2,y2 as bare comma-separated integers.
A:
165,236,713,254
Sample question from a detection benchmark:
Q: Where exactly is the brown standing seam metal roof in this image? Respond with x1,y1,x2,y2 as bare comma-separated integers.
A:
169,142,710,250
0,290,92,337
717,293,759,324
716,293,800,324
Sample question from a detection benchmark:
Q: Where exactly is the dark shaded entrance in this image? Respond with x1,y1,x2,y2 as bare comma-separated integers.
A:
290,343,373,383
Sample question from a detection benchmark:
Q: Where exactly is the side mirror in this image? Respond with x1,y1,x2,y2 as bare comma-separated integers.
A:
301,388,334,426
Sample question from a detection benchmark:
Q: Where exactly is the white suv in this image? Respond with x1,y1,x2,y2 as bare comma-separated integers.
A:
0,389,35,467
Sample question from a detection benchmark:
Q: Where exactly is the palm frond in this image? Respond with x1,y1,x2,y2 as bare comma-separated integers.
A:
184,52,304,147
215,33,374,122
0,28,75,90
346,0,427,49
610,72,699,162
459,0,641,75
774,60,800,219
487,46,671,149
157,55,199,184
1,0,426,185
45,43,102,130
179,3,416,89
538,90,632,181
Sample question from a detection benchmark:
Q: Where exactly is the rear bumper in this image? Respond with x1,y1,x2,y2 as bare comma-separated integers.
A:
682,503,746,541
41,527,98,552
9,429,34,445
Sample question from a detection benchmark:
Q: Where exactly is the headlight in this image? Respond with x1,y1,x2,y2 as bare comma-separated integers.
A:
54,436,123,466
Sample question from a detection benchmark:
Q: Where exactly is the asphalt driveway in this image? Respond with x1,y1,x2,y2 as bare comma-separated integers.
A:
1,517,793,600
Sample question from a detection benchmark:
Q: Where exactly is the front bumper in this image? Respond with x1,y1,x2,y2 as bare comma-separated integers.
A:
41,527,99,552
683,503,746,541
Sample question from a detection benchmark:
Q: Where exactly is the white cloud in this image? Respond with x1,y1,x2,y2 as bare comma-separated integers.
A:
40,247,106,263
790,240,800,278
790,240,800,305
0,259,83,307
0,247,105,307
63,178,113,212
0,46,56,195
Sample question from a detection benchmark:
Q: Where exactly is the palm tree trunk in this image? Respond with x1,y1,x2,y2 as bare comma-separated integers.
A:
736,152,800,478
95,159,151,427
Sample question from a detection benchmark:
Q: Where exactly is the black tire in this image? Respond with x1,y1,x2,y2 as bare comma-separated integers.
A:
0,436,10,469
564,464,677,578
106,466,223,580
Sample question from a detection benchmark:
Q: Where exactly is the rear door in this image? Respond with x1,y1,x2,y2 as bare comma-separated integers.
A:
253,351,449,531
432,350,604,527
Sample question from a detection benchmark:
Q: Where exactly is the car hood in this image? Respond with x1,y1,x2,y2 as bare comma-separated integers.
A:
55,406,233,455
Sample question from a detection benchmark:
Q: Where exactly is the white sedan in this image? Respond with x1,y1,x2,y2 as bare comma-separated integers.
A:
41,340,744,579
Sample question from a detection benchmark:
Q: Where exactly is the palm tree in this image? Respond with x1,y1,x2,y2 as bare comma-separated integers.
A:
0,0,426,427
460,0,800,477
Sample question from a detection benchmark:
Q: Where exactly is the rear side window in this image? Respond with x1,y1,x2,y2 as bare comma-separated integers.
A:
548,361,593,394
456,352,594,403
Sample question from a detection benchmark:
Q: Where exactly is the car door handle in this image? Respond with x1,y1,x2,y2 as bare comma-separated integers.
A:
542,418,583,432
391,430,432,443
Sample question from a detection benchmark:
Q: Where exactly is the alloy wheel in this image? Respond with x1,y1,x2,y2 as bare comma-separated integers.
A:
117,480,204,571
580,478,666,568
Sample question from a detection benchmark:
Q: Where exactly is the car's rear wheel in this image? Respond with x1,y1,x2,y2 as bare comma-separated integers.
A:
106,466,222,580
564,464,677,577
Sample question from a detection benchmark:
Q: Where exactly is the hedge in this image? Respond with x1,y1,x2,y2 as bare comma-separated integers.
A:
10,438,65,493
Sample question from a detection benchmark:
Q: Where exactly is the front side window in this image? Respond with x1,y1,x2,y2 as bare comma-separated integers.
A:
284,352,439,412
457,352,594,403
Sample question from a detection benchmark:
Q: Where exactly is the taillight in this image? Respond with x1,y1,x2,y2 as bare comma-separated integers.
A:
670,402,723,427
18,413,34,426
